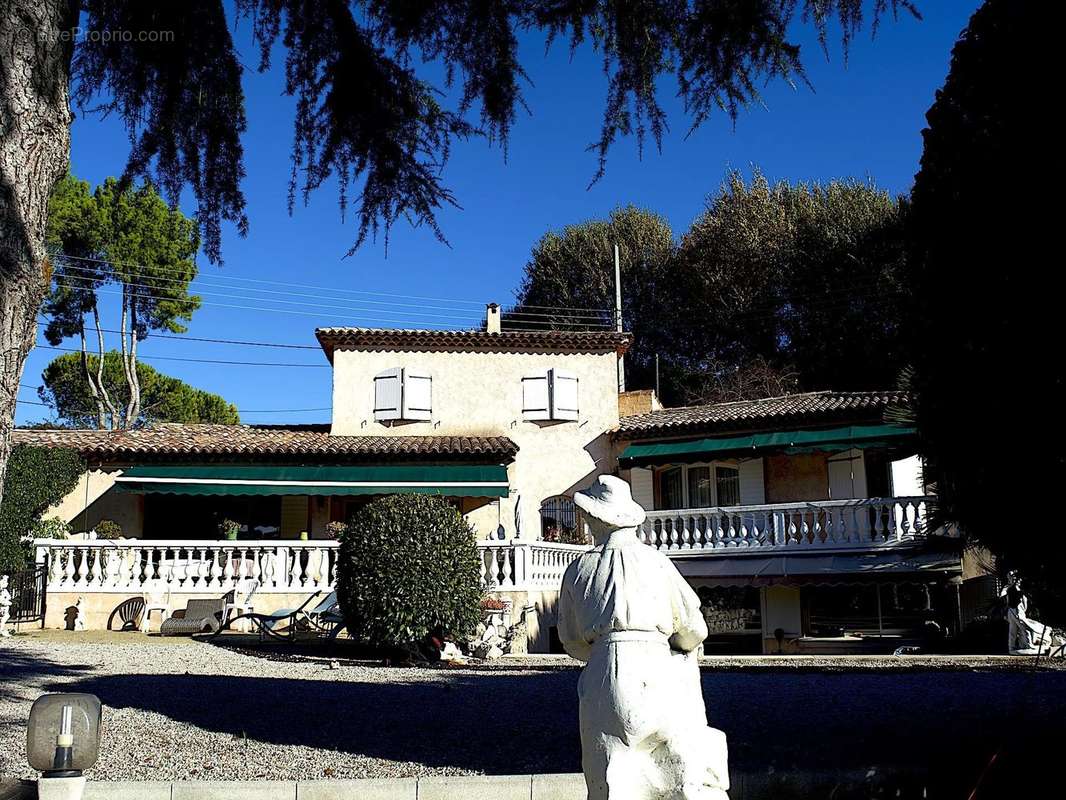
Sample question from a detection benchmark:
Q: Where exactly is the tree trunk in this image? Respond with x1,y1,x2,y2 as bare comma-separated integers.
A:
91,302,118,428
78,321,107,428
0,0,77,508
127,298,140,426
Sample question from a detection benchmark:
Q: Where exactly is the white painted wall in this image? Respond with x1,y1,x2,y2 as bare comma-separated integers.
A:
43,467,144,536
331,346,621,539
890,455,925,496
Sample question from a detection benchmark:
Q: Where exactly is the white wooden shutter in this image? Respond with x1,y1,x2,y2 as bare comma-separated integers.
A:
550,369,579,421
629,467,655,511
738,458,766,505
402,369,432,421
373,367,403,421
521,372,551,421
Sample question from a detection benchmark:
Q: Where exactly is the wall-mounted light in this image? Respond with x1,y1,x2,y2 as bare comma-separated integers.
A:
27,693,101,800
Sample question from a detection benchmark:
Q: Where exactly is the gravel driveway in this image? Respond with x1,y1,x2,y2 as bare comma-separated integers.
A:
2,635,1063,796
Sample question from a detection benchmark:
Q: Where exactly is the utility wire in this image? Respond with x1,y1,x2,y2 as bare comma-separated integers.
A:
16,395,331,415
53,253,611,313
50,277,616,329
56,262,612,321
36,344,329,369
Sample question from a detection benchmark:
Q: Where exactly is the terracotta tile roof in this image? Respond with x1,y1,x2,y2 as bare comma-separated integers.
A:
12,424,518,463
615,391,909,440
315,327,631,361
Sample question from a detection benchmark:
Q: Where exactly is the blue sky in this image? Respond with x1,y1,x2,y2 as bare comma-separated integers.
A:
17,2,981,427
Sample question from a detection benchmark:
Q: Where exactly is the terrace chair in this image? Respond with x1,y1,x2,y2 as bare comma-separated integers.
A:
223,578,260,631
300,591,346,638
210,591,324,643
139,581,172,633
159,597,227,636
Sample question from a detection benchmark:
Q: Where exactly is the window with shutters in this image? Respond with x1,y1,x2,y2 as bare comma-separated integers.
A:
373,367,432,423
521,368,579,422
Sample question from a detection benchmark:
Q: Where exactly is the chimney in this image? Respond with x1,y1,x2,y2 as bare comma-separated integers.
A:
486,303,501,334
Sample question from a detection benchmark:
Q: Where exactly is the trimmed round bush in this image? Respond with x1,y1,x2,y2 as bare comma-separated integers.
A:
335,494,483,649
94,519,123,540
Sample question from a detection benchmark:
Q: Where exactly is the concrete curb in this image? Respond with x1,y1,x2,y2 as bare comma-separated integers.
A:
61,774,588,800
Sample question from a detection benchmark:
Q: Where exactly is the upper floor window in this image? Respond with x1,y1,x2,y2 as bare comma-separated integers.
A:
521,368,579,422
373,367,432,422
658,463,740,509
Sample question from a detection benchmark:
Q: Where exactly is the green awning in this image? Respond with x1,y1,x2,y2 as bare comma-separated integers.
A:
619,424,916,467
115,465,509,497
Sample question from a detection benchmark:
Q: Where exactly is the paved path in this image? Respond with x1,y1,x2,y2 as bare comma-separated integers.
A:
2,634,1063,796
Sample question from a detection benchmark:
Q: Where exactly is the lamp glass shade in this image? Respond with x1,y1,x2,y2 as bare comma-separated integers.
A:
26,693,102,772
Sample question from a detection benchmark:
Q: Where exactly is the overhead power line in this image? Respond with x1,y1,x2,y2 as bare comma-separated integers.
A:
55,261,612,321
49,276,615,329
16,395,331,415
36,344,329,369
53,253,611,314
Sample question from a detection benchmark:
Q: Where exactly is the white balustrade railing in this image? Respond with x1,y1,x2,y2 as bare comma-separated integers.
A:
34,539,340,594
637,496,938,553
36,498,925,597
479,541,590,591
33,538,591,595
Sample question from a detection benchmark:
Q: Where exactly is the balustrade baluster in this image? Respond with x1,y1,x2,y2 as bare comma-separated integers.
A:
88,546,103,588
128,547,143,590
221,547,235,589
248,548,262,584
871,503,885,543
901,501,914,539
500,547,514,588
61,548,76,589
207,547,222,589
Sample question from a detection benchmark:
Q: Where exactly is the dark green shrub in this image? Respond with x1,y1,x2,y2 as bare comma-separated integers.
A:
335,494,483,649
0,446,84,573
94,519,123,540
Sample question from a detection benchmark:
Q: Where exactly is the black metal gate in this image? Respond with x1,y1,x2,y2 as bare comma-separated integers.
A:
8,564,47,628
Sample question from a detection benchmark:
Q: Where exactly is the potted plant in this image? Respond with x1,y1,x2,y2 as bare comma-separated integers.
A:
481,596,511,630
219,518,241,540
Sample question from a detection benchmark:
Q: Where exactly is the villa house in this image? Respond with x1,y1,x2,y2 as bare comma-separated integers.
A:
613,391,975,654
17,306,627,643
19,306,977,653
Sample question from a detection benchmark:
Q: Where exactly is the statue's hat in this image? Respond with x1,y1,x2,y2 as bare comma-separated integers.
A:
574,474,647,529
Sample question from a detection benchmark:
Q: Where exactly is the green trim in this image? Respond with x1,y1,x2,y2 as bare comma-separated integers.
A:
619,424,916,467
115,464,508,497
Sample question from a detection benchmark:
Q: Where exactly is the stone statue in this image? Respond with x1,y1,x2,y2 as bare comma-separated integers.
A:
0,575,12,638
559,475,730,800
73,596,86,632
1001,572,1064,656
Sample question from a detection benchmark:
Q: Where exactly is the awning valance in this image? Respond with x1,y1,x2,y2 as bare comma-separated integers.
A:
115,465,509,497
673,549,961,585
619,423,916,467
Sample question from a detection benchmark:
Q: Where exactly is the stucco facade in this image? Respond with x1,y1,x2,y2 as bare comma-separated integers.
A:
45,467,143,536
329,344,622,539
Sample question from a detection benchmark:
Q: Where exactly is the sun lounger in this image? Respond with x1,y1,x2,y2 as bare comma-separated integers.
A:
159,598,226,636
211,591,324,643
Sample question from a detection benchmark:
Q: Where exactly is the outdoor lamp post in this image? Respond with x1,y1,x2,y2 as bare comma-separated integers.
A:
27,694,101,800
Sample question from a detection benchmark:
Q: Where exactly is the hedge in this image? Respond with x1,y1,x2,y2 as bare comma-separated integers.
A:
0,445,84,574
334,494,483,650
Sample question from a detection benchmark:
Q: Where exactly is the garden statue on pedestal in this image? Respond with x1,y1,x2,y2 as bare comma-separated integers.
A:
1001,571,1064,656
559,475,730,800
0,575,12,638
74,597,86,632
